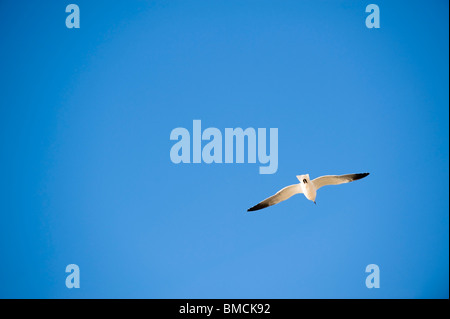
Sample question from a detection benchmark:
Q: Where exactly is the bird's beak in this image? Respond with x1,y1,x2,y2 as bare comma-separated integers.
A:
314,201,316,205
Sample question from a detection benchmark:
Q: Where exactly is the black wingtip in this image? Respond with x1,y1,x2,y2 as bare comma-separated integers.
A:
247,203,269,212
354,172,370,180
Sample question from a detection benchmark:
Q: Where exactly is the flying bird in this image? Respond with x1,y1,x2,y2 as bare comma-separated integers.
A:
247,173,369,212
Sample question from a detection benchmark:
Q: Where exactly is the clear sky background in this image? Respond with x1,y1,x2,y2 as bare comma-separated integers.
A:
0,0,448,298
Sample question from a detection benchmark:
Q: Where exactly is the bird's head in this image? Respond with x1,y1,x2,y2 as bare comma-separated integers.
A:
296,174,310,184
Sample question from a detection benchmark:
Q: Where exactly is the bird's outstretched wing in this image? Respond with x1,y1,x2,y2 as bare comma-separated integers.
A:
247,184,302,212
312,173,369,190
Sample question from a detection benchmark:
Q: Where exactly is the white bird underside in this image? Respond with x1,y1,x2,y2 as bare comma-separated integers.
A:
247,173,369,212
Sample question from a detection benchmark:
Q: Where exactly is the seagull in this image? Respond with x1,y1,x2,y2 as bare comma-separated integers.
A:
247,173,369,212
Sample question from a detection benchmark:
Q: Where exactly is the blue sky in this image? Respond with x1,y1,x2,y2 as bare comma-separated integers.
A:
0,0,448,298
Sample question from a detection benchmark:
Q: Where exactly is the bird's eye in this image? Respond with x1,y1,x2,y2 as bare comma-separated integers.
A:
303,179,307,184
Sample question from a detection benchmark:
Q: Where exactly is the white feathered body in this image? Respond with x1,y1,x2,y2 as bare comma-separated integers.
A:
297,174,317,202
